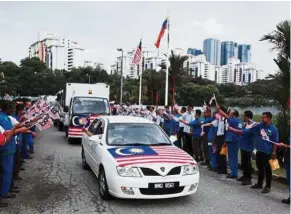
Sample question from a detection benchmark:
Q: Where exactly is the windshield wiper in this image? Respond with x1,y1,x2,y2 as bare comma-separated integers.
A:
151,143,171,146
124,143,149,146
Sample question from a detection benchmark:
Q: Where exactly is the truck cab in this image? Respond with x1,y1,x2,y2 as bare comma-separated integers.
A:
61,83,110,143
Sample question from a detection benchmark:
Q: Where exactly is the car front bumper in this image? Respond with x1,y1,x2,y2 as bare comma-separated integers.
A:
108,173,199,199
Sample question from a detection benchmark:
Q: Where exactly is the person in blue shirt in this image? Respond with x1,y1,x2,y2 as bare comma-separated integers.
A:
201,109,213,166
204,111,217,170
162,106,171,136
12,104,26,181
169,108,181,147
0,101,29,199
277,118,290,204
217,105,242,179
21,99,33,159
180,109,204,161
176,107,186,149
229,112,278,194
237,110,256,186
169,108,178,136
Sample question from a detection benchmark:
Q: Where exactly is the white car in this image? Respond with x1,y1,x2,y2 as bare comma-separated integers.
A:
81,116,199,200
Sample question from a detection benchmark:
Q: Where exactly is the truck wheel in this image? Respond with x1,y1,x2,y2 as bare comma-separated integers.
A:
58,123,64,132
65,127,68,138
68,137,74,144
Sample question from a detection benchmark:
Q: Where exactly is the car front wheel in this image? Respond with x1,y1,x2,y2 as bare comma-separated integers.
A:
98,169,111,200
81,147,90,170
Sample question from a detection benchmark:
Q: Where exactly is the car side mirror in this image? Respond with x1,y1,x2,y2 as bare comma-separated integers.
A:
64,106,69,112
169,135,177,144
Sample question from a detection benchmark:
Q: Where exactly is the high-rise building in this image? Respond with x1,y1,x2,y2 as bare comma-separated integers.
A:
29,33,99,71
187,48,203,56
216,57,260,85
220,41,238,65
238,44,251,63
203,38,221,66
234,62,260,85
113,48,163,79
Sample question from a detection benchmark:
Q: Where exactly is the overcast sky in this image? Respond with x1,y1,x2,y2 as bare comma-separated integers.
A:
0,1,289,78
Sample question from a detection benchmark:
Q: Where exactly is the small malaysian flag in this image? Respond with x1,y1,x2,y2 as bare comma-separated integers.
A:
24,106,38,119
34,99,45,111
48,107,60,120
36,114,52,131
132,40,142,65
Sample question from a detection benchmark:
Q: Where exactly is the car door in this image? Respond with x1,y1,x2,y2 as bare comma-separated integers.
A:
92,118,107,175
83,119,99,167
87,119,104,173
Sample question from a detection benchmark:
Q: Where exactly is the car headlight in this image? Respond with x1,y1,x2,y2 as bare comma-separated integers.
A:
116,166,141,177
182,164,199,175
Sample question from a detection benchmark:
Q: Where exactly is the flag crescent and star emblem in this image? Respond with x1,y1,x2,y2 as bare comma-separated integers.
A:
115,148,145,156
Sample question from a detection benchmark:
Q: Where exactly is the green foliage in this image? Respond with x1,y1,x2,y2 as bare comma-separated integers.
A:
0,57,282,108
259,20,290,143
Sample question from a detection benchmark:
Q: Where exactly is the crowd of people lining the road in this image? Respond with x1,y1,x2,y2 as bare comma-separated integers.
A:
113,104,290,204
0,98,289,209
0,98,37,208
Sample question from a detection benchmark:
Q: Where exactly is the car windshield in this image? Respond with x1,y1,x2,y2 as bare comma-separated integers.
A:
72,97,109,114
107,123,172,146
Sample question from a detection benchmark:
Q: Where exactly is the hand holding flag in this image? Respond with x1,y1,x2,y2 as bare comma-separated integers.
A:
203,101,209,111
209,93,217,106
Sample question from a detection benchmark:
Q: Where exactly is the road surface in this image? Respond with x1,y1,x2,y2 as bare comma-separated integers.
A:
1,128,290,214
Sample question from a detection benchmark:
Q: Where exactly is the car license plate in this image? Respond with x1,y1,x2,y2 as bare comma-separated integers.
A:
149,182,179,189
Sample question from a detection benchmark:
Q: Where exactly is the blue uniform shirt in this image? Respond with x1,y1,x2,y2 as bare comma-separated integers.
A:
203,117,213,135
243,123,279,154
0,112,16,155
239,121,256,152
189,117,205,138
225,117,242,142
207,125,217,143
163,117,170,131
169,118,177,135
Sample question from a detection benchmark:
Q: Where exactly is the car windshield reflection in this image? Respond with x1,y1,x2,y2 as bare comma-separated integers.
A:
107,123,171,146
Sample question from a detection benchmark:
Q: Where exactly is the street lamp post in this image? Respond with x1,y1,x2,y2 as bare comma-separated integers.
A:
86,74,91,83
117,48,124,105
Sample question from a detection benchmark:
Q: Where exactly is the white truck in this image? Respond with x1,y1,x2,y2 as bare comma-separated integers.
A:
59,83,110,143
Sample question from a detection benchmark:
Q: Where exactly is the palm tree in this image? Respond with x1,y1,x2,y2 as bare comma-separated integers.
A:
160,50,188,107
266,56,290,111
260,20,290,143
143,69,164,105
260,20,290,59
260,20,290,110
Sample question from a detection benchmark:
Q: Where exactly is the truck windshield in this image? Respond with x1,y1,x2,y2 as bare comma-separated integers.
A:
72,97,109,115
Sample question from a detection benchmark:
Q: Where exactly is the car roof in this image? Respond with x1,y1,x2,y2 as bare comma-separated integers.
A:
100,116,154,124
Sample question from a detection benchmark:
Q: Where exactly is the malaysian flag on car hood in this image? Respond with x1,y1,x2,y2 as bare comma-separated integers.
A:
107,146,196,167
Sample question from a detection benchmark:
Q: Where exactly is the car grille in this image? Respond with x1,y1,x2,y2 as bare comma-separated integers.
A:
139,187,184,195
140,167,181,176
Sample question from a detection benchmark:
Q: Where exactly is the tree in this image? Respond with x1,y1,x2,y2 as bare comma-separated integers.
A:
260,20,290,142
160,51,188,107
143,69,165,105
260,20,290,59
20,57,47,73
260,20,290,111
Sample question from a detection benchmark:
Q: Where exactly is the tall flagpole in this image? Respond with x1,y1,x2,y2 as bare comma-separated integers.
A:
138,39,143,107
165,16,170,106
